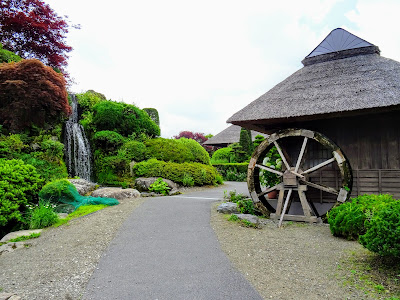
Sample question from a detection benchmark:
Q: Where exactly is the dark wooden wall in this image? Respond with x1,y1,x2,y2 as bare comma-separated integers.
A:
282,111,400,198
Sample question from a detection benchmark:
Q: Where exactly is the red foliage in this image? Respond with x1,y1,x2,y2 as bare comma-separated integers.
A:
0,59,71,131
174,131,208,144
0,0,73,75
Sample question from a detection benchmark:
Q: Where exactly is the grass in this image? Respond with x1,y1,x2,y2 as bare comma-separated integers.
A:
226,214,259,228
0,232,41,246
53,204,108,227
338,249,400,299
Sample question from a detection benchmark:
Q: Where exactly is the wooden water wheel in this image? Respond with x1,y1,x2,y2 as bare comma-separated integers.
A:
248,129,352,227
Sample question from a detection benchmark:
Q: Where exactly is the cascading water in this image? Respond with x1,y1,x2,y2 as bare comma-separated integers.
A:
64,94,92,181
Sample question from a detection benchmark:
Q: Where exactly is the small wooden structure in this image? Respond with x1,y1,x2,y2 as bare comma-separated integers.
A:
227,28,400,224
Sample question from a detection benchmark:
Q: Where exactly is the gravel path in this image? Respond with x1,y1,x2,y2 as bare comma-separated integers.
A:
0,182,370,299
0,196,147,299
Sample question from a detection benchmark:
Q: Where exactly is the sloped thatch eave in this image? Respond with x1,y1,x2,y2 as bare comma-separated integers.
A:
227,54,400,125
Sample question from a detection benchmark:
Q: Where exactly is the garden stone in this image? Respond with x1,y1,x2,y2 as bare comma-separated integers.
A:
0,229,42,243
129,161,136,176
68,179,97,195
91,188,140,200
169,189,181,196
0,242,27,255
217,202,239,214
0,293,22,300
135,177,178,192
140,192,163,197
235,213,259,225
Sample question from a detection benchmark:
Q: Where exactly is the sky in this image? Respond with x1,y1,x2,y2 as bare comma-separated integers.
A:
47,0,400,138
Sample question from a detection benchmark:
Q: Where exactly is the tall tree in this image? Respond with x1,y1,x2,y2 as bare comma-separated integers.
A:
0,0,74,74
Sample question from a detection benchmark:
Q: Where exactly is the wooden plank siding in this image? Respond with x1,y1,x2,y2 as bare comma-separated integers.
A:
269,111,400,200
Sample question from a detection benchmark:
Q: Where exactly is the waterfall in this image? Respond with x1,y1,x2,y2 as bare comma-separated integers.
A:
64,94,92,181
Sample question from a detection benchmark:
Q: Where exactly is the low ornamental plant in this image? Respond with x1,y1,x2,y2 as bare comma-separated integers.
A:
359,200,400,257
223,190,247,202
149,178,171,195
28,200,59,229
327,194,396,240
237,199,255,215
182,173,195,187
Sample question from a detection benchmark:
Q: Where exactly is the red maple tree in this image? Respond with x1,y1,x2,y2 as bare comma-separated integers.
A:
174,131,208,144
0,59,71,131
0,0,74,75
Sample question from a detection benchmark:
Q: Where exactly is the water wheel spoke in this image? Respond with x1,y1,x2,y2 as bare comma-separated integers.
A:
300,179,339,195
302,157,335,175
273,141,291,171
278,188,293,228
295,137,308,173
257,184,280,197
255,163,283,176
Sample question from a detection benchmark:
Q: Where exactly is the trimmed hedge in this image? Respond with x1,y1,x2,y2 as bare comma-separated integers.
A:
327,194,396,240
176,138,211,165
211,147,233,164
132,159,221,186
359,200,400,257
93,130,125,152
121,140,147,162
213,163,248,182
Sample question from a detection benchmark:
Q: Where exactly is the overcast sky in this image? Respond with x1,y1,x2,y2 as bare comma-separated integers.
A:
47,0,400,138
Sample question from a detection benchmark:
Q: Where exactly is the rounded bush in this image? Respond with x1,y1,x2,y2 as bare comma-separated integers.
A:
144,138,194,163
359,201,400,257
327,194,396,240
121,140,147,162
176,138,211,165
93,130,125,152
92,101,160,137
132,159,219,186
211,147,233,164
0,159,44,231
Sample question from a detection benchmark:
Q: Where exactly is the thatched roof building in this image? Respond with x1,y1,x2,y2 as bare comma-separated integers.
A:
227,28,400,133
203,125,267,147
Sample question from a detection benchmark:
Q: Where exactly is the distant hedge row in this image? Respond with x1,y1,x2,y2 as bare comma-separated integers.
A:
132,159,222,186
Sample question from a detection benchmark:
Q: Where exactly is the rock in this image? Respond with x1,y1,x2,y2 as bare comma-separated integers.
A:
140,192,163,197
129,161,136,176
169,189,181,196
91,188,140,200
217,202,239,214
57,213,69,219
30,143,40,151
135,177,178,192
235,213,259,225
68,179,97,195
0,242,27,255
0,229,42,243
0,293,22,300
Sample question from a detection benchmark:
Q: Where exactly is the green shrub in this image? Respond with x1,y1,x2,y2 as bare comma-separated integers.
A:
19,153,68,183
28,200,59,229
144,138,194,163
182,173,195,187
213,163,248,181
40,139,64,162
211,147,233,164
132,159,219,186
328,194,396,240
94,152,131,185
0,159,44,234
121,140,147,162
76,90,107,112
149,178,171,195
253,134,265,148
92,101,160,137
237,199,255,214
176,138,211,165
0,44,22,63
359,201,400,257
143,108,160,126
239,127,253,157
223,190,247,202
0,134,26,158
93,130,125,152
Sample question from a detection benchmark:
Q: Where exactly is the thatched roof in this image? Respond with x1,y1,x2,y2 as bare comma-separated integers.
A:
203,125,268,147
227,28,400,131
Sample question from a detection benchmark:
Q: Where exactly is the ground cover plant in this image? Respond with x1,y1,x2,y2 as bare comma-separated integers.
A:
53,204,108,227
149,178,171,195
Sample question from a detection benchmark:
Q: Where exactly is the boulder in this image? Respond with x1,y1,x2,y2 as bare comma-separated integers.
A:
169,189,181,196
135,177,178,192
217,202,239,214
91,188,140,200
235,213,259,225
0,229,42,243
68,179,97,195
